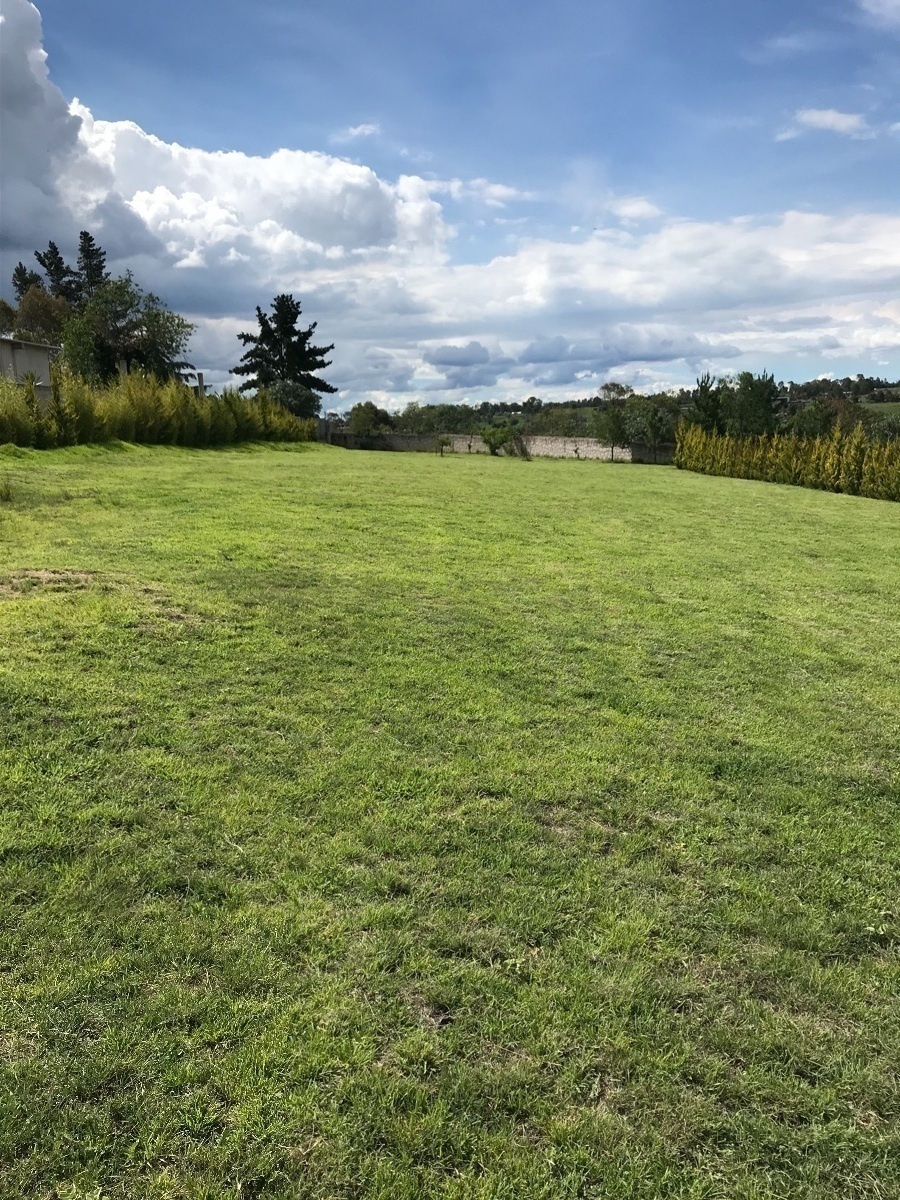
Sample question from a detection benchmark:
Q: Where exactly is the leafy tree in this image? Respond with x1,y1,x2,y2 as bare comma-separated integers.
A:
0,299,16,336
14,285,70,345
34,241,78,302
76,231,109,301
347,401,393,436
625,396,678,461
785,398,837,439
480,423,513,455
63,274,194,383
8,233,193,387
598,382,633,404
12,262,44,302
591,403,629,461
232,294,337,403
135,289,195,380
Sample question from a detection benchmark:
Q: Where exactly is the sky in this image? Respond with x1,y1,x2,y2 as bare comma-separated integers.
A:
2,0,900,409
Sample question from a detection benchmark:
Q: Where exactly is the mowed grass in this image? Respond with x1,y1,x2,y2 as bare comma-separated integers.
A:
1,442,899,1200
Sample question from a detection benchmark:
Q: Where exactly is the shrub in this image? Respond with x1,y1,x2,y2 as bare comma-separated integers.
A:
0,371,316,451
480,424,513,456
0,378,35,446
675,420,900,503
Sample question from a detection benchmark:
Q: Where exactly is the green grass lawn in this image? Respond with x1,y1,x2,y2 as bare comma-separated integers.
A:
1,442,898,1200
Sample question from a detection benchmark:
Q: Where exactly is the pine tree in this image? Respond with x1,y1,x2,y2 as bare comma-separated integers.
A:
12,262,44,302
76,231,109,301
232,294,337,400
34,241,78,302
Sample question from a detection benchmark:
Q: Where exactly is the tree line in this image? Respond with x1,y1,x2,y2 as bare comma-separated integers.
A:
5,232,898,452
1,238,337,420
1,234,195,383
339,369,900,452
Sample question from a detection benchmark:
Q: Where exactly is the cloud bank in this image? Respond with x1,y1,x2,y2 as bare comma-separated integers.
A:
2,0,900,406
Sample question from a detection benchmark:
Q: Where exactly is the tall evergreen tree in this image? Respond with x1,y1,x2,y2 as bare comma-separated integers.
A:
76,231,109,301
724,371,779,437
689,372,726,434
34,241,78,302
12,262,44,302
232,294,337,399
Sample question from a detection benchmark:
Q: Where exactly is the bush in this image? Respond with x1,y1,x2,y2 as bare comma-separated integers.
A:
0,378,33,446
0,371,316,451
480,424,513,456
675,421,900,502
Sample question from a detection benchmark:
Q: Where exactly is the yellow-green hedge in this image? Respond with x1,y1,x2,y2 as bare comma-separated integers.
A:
674,423,900,502
0,370,316,450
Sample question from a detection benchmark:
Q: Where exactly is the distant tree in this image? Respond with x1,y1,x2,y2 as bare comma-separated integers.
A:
12,262,44,302
787,399,837,439
34,241,79,303
688,372,725,434
723,371,779,437
480,423,513,455
598,381,633,404
625,396,678,461
393,401,429,433
591,403,629,461
76,231,109,301
347,401,393,436
14,285,70,345
232,294,337,403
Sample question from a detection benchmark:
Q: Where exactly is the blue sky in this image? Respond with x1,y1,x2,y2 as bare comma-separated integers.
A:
3,0,900,405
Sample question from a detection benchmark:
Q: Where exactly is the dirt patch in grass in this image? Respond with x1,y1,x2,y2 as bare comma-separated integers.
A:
0,570,198,626
0,569,97,598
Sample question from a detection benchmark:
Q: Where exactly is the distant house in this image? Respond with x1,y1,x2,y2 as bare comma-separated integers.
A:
0,336,59,401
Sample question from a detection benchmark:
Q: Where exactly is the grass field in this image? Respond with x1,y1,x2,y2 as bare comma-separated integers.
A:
1,442,899,1200
863,400,900,416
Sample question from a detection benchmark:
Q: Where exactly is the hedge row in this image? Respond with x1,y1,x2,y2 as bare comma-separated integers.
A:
674,422,900,501
0,371,316,450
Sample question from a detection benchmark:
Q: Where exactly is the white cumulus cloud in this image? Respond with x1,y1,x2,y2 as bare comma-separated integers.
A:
330,122,382,144
3,0,900,406
778,108,874,139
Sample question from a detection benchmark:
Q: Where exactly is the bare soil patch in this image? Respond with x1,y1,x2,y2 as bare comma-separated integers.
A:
0,569,97,598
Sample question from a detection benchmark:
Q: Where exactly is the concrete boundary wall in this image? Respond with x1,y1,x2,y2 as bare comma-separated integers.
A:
323,428,673,463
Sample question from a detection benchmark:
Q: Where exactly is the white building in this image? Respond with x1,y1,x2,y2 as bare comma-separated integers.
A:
0,336,59,401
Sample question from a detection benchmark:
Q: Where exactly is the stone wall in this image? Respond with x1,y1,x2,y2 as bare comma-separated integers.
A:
441,434,636,461
321,427,674,463
324,431,441,453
